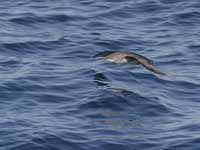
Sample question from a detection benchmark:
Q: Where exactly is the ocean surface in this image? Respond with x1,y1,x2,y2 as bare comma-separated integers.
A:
0,0,200,149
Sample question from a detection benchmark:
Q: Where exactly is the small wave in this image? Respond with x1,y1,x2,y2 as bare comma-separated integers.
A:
172,11,200,25
10,14,85,25
1,38,68,53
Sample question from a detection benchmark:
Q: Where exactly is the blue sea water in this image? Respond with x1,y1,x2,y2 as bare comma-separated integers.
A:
0,0,200,149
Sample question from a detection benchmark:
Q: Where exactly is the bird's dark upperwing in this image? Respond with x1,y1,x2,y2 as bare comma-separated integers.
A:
125,56,140,64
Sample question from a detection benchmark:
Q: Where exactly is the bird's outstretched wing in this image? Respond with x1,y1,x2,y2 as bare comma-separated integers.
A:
142,62,166,75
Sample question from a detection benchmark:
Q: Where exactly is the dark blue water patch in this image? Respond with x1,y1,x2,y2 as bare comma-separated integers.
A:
0,59,23,69
190,1,200,9
94,38,151,50
172,11,200,26
164,138,200,150
86,21,113,31
77,85,174,117
10,15,50,25
133,1,169,13
139,17,166,26
93,6,136,20
77,88,131,110
159,0,188,4
30,93,74,104
94,41,124,50
157,59,184,66
156,52,184,59
10,14,85,25
6,133,91,150
188,44,200,50
0,38,70,54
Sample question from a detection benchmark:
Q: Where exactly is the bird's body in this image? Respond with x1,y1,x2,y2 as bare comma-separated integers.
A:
101,51,165,75
105,51,153,64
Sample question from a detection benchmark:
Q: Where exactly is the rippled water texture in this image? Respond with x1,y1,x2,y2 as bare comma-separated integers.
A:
0,0,200,149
